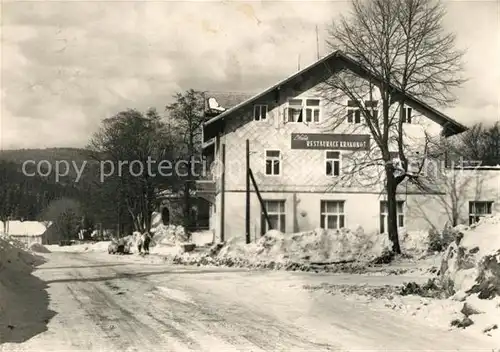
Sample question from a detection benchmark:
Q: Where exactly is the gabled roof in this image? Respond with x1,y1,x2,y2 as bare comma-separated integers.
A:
203,50,467,138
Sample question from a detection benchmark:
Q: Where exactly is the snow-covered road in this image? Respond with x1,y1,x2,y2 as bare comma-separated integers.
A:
1,251,496,351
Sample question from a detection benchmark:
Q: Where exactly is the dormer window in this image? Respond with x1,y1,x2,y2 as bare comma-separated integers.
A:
253,105,268,121
286,98,321,123
402,106,412,123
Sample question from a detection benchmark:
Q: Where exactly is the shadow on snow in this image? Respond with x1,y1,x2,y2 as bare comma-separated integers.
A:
44,267,254,285
0,252,57,344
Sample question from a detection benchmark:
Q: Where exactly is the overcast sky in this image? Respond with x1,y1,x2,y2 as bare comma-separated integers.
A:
1,0,499,150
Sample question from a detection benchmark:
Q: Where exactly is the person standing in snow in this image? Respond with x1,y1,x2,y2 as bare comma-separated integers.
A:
143,232,151,254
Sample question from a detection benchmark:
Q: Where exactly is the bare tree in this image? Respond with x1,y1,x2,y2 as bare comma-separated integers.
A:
88,108,179,233
165,89,206,231
410,123,497,228
449,122,500,167
320,0,465,254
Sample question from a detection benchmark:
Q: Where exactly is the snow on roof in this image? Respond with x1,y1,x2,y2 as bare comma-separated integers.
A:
204,91,255,111
0,221,48,237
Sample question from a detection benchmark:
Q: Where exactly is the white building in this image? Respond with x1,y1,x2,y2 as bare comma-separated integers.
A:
0,221,48,246
196,50,494,242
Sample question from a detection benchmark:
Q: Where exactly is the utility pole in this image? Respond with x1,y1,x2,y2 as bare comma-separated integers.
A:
220,144,226,242
245,139,250,244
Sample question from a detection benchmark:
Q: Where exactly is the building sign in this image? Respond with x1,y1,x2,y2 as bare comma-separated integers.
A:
291,133,371,151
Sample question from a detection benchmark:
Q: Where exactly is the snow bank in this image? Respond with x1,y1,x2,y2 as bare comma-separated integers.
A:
0,235,44,313
216,228,393,265
438,215,500,338
169,226,442,272
440,215,500,296
179,227,432,266
0,236,45,273
0,236,54,343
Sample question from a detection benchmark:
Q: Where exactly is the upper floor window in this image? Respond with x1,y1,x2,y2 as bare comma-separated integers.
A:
325,150,341,177
402,106,412,123
365,100,379,119
469,201,493,225
265,150,281,176
286,98,321,123
347,100,361,124
347,100,378,123
254,105,268,121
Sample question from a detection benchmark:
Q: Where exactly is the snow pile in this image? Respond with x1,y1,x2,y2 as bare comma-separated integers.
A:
0,236,53,344
0,236,44,273
217,228,393,264
438,215,500,338
191,230,215,247
399,230,430,258
171,227,399,271
150,224,189,246
29,242,51,253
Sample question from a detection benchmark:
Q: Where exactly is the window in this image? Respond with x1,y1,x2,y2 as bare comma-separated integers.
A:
320,200,345,229
347,100,378,123
402,106,412,123
325,151,341,176
365,100,379,120
347,100,361,123
261,200,286,234
286,98,321,123
287,99,303,122
469,201,493,225
265,150,281,176
305,99,321,123
253,105,268,121
380,201,405,233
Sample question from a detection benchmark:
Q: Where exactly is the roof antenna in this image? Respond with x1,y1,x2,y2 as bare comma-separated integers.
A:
297,54,301,71
315,25,320,60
